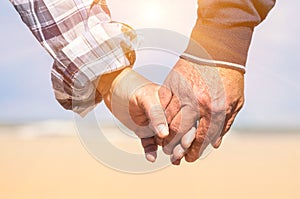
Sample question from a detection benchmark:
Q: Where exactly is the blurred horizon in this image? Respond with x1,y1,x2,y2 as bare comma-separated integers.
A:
1,1,300,129
0,2,299,198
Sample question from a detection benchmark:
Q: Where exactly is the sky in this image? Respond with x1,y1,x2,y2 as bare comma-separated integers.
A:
0,0,299,128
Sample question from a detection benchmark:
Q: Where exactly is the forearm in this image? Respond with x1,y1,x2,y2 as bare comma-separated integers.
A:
184,0,276,67
10,0,138,115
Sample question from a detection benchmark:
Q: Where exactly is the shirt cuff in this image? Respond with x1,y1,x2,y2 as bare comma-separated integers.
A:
52,22,138,116
184,0,275,68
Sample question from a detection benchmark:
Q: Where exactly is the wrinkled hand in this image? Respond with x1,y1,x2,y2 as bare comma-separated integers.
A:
159,58,244,165
98,67,171,162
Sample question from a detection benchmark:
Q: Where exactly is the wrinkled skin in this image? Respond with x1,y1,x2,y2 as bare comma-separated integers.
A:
159,58,245,165
98,58,244,165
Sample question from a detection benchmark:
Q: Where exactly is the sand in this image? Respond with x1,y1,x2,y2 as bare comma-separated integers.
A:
0,125,299,199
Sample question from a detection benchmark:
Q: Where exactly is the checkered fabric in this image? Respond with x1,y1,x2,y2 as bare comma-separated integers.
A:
10,0,138,115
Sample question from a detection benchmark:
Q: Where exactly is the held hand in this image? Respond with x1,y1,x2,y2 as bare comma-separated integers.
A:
97,67,171,162
159,59,244,164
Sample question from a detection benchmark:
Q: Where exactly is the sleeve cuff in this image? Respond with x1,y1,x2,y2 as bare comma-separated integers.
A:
185,0,275,67
185,22,254,67
52,22,138,116
51,65,103,117
60,22,138,80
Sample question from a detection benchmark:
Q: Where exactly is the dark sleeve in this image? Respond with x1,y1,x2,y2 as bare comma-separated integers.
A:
184,0,276,66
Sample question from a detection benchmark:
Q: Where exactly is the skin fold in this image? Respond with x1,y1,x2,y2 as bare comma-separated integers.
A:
96,59,244,165
97,67,171,162
160,58,245,164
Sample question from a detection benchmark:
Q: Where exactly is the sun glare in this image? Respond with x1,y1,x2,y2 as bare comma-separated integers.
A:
142,1,163,24
108,0,198,35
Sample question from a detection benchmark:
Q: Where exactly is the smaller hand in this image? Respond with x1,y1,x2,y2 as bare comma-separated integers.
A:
97,67,172,162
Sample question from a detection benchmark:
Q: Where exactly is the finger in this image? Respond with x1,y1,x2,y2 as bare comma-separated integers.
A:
183,102,226,162
170,127,197,165
185,105,227,162
163,106,198,155
203,106,226,149
155,136,163,146
211,113,233,149
181,127,197,149
223,109,240,136
145,151,157,163
212,136,223,148
164,95,180,124
160,70,181,125
171,144,185,163
172,159,181,166
158,94,181,150
141,137,158,163
158,85,173,109
212,104,241,148
148,105,169,138
185,117,210,163
162,128,177,155
142,91,170,138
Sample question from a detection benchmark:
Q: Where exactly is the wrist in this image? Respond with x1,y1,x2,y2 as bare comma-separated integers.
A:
186,21,253,68
96,67,151,111
96,67,132,98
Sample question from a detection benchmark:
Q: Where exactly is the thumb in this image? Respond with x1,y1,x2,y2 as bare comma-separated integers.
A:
140,87,170,138
148,104,169,138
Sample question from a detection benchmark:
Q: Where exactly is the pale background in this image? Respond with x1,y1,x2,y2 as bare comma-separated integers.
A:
0,0,299,128
0,1,299,199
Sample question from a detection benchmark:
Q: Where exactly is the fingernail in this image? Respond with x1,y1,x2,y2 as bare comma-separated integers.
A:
145,152,157,163
174,145,185,159
157,124,169,138
171,157,181,166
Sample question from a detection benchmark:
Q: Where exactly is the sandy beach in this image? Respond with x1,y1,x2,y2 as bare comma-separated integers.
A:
0,123,299,199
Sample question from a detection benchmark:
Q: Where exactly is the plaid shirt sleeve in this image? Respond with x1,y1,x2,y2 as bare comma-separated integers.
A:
10,0,138,116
